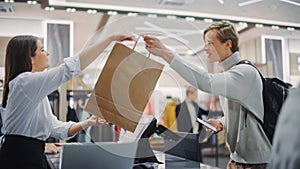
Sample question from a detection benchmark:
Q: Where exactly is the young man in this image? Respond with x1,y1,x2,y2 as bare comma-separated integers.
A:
144,21,271,169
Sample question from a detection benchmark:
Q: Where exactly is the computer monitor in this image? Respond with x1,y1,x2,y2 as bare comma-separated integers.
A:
164,132,202,162
59,142,137,169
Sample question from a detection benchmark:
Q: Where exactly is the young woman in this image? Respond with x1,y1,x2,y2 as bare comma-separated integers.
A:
0,33,132,169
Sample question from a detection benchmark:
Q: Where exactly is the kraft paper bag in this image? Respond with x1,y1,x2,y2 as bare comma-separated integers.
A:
85,42,164,132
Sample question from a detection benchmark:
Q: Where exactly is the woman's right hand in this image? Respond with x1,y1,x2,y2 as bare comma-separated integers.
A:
110,34,134,42
79,33,134,71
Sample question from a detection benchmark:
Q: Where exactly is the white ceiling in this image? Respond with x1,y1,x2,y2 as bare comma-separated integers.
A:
1,0,300,56
43,0,300,56
48,0,300,27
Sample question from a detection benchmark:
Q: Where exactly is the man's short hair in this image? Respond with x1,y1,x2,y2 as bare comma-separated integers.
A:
203,21,239,53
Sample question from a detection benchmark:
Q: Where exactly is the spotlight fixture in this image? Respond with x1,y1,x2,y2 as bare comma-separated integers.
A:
147,14,158,18
45,6,55,11
4,0,14,3
127,12,138,16
255,23,264,28
166,15,177,19
87,9,97,14
204,18,213,23
27,1,37,5
66,8,76,12
271,25,279,29
239,22,248,27
107,11,118,15
185,17,195,21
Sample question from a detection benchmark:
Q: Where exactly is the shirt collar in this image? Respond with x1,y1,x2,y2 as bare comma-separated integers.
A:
219,52,242,71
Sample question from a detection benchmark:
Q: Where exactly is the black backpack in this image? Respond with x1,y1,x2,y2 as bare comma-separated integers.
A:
236,60,292,144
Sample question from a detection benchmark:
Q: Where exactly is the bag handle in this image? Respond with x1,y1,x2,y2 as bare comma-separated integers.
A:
131,32,202,58
131,32,181,58
132,35,151,58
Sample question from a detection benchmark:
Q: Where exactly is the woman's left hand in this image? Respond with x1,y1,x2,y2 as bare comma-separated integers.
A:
44,143,60,154
86,115,108,126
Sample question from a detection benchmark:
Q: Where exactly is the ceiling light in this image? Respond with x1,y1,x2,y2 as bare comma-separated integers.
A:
239,22,248,27
218,0,224,4
66,8,76,12
238,0,263,7
5,0,14,3
107,11,118,15
204,18,213,23
185,17,195,21
147,14,157,18
127,12,138,16
87,9,97,14
271,25,279,29
166,15,177,19
287,27,295,31
221,19,230,22
27,1,37,5
280,0,300,7
255,23,264,28
45,6,55,11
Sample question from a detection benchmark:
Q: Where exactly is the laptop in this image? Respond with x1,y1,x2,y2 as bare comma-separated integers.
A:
59,142,138,169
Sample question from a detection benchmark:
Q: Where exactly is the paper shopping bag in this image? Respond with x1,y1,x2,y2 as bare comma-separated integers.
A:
85,42,164,132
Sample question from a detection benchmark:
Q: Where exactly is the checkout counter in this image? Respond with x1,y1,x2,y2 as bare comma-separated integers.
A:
46,131,220,169
46,146,220,169
46,118,221,169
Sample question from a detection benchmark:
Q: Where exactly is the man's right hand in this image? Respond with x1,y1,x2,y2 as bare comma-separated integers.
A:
205,119,223,133
143,36,175,63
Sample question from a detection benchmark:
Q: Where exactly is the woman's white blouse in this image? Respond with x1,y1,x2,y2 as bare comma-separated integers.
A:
1,55,81,141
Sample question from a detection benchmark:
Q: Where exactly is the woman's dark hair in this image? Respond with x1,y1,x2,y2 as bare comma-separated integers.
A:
2,35,38,107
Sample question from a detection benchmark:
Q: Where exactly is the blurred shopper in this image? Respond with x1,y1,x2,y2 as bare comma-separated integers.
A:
269,85,300,169
163,96,180,131
144,21,271,169
176,86,208,133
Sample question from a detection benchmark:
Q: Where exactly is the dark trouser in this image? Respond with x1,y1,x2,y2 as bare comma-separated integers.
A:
227,159,267,169
0,135,47,169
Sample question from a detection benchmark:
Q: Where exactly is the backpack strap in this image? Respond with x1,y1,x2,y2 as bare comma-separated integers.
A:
236,60,292,88
236,60,264,82
236,60,293,88
236,60,264,124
